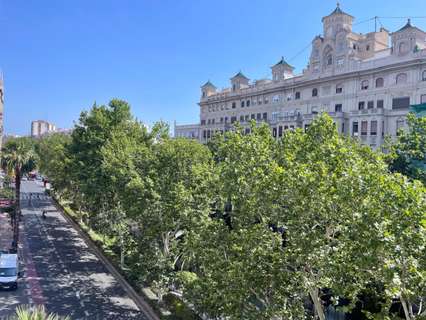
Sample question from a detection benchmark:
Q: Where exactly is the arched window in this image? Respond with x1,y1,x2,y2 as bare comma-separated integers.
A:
396,73,407,85
422,70,426,81
323,45,334,67
361,80,369,90
375,77,384,88
312,88,318,97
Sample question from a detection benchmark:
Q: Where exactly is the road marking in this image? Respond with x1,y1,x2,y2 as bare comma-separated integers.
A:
22,221,46,306
84,311,90,317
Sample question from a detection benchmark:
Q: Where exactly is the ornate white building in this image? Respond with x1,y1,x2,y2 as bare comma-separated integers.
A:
174,5,426,148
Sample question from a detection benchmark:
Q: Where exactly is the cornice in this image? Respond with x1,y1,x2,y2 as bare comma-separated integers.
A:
199,58,426,106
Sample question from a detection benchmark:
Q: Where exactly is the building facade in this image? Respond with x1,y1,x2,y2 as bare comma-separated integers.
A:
174,122,201,139
31,120,57,138
175,5,426,149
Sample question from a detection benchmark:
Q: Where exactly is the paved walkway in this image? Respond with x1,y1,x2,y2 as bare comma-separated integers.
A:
0,211,13,252
0,204,30,317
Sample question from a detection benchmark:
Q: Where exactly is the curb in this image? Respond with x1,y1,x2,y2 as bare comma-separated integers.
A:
50,196,161,320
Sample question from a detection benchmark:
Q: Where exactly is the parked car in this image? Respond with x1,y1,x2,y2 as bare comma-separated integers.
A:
0,253,20,290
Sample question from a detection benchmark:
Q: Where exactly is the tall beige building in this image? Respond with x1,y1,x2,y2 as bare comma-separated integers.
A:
175,5,426,149
31,120,57,138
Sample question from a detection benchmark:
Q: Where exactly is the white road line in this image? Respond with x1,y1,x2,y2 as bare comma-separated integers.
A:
84,311,90,317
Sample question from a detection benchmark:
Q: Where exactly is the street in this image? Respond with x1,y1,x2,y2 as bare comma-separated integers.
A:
0,180,151,319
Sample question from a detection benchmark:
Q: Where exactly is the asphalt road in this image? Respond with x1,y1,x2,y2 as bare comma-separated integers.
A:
0,180,151,320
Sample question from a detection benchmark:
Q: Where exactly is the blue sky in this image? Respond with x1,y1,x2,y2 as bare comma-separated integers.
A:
1,0,426,135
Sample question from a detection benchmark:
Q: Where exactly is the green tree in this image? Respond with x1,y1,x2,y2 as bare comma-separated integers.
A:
183,115,426,320
272,115,396,319
387,113,426,185
66,99,134,222
1,137,37,250
36,132,72,196
124,136,213,301
99,119,152,268
379,175,426,319
183,122,306,319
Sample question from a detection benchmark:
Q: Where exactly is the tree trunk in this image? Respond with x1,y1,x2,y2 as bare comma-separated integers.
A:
400,296,412,320
309,287,325,320
15,166,21,212
12,166,21,251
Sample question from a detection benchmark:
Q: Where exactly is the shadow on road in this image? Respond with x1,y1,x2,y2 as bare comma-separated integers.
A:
14,185,148,319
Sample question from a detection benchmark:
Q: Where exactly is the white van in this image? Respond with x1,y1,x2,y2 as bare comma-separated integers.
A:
0,254,19,290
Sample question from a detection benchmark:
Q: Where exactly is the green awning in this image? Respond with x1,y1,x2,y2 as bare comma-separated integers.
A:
410,103,426,117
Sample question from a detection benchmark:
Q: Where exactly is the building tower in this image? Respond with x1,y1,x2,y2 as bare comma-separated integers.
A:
321,2,354,39
230,72,250,91
201,81,217,99
271,57,294,81
391,19,426,56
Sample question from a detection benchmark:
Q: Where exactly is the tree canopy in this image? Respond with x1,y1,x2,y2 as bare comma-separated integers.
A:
35,101,426,320
387,113,426,185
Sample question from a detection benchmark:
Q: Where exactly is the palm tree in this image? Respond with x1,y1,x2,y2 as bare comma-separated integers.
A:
13,305,70,320
1,137,36,250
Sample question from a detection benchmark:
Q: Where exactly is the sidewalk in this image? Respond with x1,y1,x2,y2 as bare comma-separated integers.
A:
0,211,13,251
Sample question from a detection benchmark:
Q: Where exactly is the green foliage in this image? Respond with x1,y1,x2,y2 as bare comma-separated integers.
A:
38,100,426,320
36,132,71,193
12,305,70,320
66,99,135,214
0,187,14,199
163,294,200,320
2,137,37,177
387,113,426,185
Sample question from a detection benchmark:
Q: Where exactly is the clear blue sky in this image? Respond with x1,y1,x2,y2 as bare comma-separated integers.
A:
1,0,426,135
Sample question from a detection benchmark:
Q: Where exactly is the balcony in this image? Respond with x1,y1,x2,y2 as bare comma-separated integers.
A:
350,108,385,116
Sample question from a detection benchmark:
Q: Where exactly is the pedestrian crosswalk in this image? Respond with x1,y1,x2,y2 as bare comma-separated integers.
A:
20,194,51,201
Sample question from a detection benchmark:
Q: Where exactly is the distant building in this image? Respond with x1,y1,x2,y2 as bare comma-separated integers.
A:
31,120,57,138
174,122,200,139
175,4,426,149
54,128,73,136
